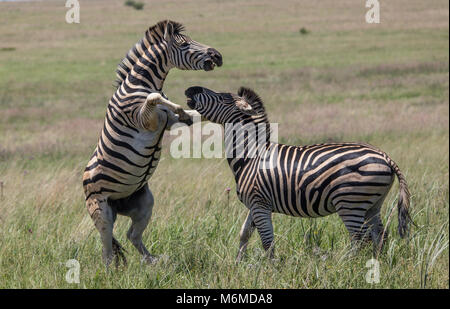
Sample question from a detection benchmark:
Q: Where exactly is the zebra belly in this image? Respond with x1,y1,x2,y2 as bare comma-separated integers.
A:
264,173,393,219
89,147,161,199
253,143,394,218
83,126,164,201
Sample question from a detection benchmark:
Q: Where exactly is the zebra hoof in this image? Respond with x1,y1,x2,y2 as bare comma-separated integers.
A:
235,253,245,265
142,254,159,265
141,254,170,265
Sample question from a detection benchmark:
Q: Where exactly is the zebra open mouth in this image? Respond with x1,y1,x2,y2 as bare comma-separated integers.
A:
186,97,196,109
203,48,223,71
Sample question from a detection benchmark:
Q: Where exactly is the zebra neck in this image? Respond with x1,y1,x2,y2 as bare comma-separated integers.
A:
125,52,171,93
226,157,246,180
224,121,271,179
118,34,173,94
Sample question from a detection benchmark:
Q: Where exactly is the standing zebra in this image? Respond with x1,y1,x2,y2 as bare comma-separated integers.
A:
83,21,222,267
185,86,412,262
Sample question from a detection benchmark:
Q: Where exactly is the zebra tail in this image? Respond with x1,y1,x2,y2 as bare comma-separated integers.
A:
386,156,414,238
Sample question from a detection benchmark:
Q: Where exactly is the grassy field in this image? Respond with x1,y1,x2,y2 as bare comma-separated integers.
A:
0,0,448,288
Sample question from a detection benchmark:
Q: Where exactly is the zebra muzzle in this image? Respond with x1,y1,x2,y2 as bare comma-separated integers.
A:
203,48,223,71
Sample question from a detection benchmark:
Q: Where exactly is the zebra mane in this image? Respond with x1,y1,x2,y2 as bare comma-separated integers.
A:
237,87,268,120
114,20,185,89
147,20,185,37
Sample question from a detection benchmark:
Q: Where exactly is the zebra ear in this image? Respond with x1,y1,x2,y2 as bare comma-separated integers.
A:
235,98,257,116
237,87,265,115
164,22,175,41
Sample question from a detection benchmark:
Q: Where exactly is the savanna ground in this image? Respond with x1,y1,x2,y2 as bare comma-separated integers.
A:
0,0,448,289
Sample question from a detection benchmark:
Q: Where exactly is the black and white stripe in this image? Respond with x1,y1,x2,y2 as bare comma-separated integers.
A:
83,21,222,267
185,86,412,261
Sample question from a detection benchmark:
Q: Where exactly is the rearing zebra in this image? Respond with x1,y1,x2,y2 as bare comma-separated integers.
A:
83,21,222,267
185,86,412,262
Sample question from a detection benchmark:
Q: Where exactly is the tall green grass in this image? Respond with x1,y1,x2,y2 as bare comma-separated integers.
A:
0,0,448,288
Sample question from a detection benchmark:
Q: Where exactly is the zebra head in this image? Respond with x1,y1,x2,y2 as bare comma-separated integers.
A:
185,86,267,124
162,21,222,71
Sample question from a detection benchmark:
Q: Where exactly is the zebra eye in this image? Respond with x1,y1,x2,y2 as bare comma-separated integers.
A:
180,42,189,48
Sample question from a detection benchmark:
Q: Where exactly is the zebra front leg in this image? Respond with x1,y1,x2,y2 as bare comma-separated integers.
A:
251,206,275,259
147,93,191,120
86,197,114,267
140,93,190,130
236,210,256,264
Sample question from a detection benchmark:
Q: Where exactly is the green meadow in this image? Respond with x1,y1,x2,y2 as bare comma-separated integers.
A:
0,0,448,288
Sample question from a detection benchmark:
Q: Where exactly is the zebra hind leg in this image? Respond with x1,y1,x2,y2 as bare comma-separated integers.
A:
236,210,256,264
116,185,157,265
86,197,115,267
336,205,372,253
368,214,386,257
108,205,128,268
365,198,388,257
112,237,128,268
